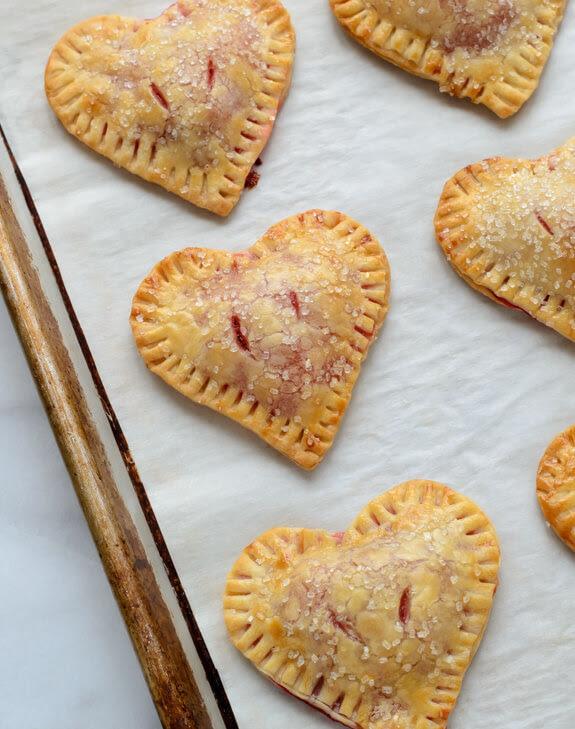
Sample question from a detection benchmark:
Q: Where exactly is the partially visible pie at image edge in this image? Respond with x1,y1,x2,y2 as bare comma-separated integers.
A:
330,0,565,117
435,137,575,343
538,424,575,551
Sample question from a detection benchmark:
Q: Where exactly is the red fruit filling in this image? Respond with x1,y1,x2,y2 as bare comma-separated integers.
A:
150,82,169,110
534,211,554,236
245,170,260,189
231,315,250,352
399,586,411,625
207,57,216,90
289,290,301,318
492,292,525,313
327,608,362,643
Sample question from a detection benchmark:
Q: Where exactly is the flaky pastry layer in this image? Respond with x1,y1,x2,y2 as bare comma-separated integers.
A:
330,0,564,117
130,210,390,469
224,480,500,728
45,0,295,215
435,138,575,342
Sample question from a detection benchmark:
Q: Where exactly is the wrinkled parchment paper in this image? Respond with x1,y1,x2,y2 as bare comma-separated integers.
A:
2,1,575,726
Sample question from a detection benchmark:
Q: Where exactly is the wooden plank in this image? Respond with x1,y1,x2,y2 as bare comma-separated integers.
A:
0,127,222,729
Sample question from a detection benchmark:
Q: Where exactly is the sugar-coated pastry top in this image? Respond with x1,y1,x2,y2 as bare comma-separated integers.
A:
131,211,390,469
330,0,565,117
45,0,295,215
435,139,575,342
225,481,500,728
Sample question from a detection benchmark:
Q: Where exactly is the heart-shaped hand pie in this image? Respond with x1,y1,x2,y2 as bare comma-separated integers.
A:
224,480,500,728
435,138,575,342
131,210,390,469
44,0,294,216
537,425,575,551
330,0,564,117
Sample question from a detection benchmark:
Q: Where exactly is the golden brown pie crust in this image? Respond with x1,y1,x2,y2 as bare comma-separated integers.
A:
537,424,575,551
44,0,295,216
330,0,565,117
130,210,390,469
224,480,500,728
435,138,575,342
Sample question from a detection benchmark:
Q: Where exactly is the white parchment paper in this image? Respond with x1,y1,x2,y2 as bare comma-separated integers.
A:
2,1,575,726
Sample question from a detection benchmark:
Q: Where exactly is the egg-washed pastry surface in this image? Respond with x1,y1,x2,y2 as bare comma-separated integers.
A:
435,138,575,342
45,0,295,216
224,480,500,728
131,210,390,469
330,0,565,117
537,424,575,551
